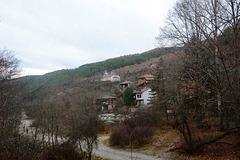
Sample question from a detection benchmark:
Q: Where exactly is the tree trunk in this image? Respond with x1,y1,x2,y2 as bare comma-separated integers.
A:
225,107,230,130
218,92,224,131
165,104,169,122
88,152,92,160
212,0,224,131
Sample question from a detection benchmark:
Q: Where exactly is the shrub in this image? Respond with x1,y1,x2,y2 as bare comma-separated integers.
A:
110,125,130,147
110,117,154,147
131,125,154,146
136,110,166,128
40,144,83,160
98,120,111,134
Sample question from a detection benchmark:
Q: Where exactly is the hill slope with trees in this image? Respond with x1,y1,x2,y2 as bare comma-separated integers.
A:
17,47,180,99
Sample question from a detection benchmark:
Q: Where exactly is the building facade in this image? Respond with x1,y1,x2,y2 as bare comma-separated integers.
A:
134,88,154,106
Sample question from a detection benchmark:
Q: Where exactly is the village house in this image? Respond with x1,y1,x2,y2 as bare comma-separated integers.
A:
137,74,155,86
96,94,116,110
119,80,132,89
101,74,121,82
134,88,155,106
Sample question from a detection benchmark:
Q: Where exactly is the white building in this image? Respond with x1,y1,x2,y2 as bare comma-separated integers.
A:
134,88,155,106
101,75,121,82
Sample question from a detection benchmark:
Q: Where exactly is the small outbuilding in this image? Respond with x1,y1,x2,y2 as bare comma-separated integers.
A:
119,80,132,89
96,94,116,110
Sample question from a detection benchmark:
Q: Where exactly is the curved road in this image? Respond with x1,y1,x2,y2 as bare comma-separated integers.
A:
93,136,167,160
20,113,167,160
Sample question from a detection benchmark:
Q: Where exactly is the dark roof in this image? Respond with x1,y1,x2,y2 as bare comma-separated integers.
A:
120,80,132,85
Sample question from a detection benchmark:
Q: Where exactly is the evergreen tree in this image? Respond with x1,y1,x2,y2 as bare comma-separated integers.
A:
123,87,134,106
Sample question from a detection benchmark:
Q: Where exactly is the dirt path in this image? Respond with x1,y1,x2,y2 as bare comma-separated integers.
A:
93,136,168,160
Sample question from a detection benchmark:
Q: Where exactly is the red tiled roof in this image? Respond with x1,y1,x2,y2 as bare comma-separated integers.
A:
138,74,155,80
136,88,150,94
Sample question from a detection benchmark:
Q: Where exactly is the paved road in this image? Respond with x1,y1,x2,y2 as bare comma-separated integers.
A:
93,136,166,160
20,112,167,160
19,112,66,143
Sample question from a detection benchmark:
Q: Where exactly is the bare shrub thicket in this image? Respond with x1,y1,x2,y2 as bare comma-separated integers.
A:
110,115,154,147
22,84,101,159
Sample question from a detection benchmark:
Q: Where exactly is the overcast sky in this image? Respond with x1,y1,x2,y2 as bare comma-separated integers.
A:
0,0,176,76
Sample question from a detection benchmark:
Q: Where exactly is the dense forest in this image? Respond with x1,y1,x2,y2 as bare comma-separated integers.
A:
75,47,179,77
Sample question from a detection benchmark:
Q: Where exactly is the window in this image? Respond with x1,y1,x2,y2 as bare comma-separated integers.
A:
137,94,141,98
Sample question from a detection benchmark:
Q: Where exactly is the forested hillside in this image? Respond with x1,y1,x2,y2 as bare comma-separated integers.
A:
76,47,179,77
17,47,180,99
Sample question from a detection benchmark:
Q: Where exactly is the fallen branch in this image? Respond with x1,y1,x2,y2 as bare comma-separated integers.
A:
197,127,240,150
214,142,233,145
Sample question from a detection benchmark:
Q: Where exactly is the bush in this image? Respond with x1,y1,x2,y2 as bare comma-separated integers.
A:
110,117,154,147
110,125,130,147
131,125,154,146
136,109,166,128
98,119,111,134
40,143,83,160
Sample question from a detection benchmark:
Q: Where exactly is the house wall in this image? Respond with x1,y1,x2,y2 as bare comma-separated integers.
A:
108,104,115,110
136,100,144,106
101,75,120,82
111,75,121,82
97,98,116,110
108,98,116,110
141,89,154,105
136,93,142,101
101,77,111,81
138,78,146,84
146,79,153,83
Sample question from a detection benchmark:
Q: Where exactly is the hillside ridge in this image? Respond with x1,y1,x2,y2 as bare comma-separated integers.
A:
17,47,181,99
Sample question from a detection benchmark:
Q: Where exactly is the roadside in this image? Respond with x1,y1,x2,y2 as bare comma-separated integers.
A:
94,136,168,160
19,112,66,143
19,112,168,160
102,128,179,160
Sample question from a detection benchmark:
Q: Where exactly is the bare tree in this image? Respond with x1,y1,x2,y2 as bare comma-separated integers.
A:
221,0,240,129
155,0,240,150
65,90,100,160
0,48,21,159
156,0,240,130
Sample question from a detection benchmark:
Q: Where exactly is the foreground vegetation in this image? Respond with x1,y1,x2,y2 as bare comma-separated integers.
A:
1,0,240,160
107,0,240,159
151,0,240,158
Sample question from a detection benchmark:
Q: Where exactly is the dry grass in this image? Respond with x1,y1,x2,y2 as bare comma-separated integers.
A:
130,126,240,160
